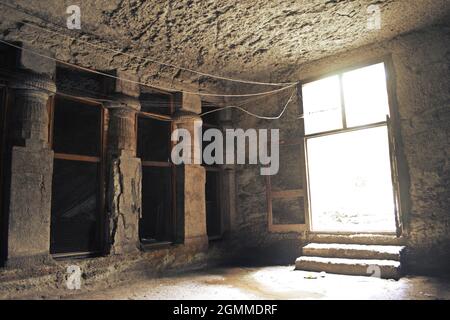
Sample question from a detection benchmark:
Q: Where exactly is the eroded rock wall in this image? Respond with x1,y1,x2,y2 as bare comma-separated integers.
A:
233,24,450,274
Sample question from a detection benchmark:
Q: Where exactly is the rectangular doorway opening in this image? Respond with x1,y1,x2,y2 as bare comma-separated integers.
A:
205,168,222,239
137,94,176,246
202,101,223,240
50,96,104,256
302,62,399,233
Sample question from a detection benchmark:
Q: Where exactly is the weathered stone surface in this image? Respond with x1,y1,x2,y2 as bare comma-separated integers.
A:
173,112,203,164
183,165,208,248
303,243,405,261
106,104,141,255
5,68,54,268
1,1,448,91
235,25,450,274
16,43,55,77
308,234,405,246
107,106,139,155
12,90,50,146
171,94,208,249
7,147,53,268
108,155,141,255
295,256,402,279
0,0,448,278
111,70,141,98
0,241,218,299
181,92,202,114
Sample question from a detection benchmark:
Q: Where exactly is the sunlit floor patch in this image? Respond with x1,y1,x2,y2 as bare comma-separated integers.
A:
62,266,450,300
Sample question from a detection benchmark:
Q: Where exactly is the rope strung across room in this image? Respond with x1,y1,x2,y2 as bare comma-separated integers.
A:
0,39,296,98
0,1,297,87
0,44,298,121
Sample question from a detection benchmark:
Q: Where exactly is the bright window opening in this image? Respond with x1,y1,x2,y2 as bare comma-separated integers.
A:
342,63,390,127
307,127,396,232
303,62,397,233
302,75,342,135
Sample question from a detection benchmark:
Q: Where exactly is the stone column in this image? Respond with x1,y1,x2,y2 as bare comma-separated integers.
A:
105,93,142,254
6,72,55,268
173,93,208,250
218,108,237,235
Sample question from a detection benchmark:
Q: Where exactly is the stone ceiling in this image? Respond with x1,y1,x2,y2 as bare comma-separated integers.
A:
1,0,449,86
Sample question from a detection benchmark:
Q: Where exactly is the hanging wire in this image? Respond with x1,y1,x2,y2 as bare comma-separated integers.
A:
200,87,297,120
0,39,297,98
0,1,296,87
2,65,298,122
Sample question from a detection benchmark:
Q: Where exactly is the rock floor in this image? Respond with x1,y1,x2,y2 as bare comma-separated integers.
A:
51,266,450,300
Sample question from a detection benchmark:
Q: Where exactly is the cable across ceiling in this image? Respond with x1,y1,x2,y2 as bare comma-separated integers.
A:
0,1,302,120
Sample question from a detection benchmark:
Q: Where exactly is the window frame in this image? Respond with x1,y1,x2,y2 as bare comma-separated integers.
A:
49,94,107,258
266,138,308,233
299,57,404,235
136,92,178,247
201,102,224,241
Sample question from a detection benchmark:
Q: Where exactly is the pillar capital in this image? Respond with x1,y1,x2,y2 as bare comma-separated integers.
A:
7,69,55,150
105,96,141,255
104,95,141,112
5,51,55,267
173,92,202,114
172,110,203,124
8,69,56,95
107,104,139,157
172,110,203,165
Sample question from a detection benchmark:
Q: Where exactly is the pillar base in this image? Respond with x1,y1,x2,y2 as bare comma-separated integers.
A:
185,235,209,251
6,253,52,269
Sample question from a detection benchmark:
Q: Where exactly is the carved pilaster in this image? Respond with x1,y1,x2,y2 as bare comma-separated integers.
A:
9,72,55,149
6,71,55,268
218,108,237,233
107,105,137,156
173,109,208,249
173,111,203,165
105,100,141,255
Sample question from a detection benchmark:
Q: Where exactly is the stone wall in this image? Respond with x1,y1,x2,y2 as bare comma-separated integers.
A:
0,43,215,276
0,1,448,277
232,24,450,274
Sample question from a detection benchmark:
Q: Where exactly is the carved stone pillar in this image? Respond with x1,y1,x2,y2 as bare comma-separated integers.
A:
218,108,237,235
6,72,55,268
173,93,208,250
106,101,141,255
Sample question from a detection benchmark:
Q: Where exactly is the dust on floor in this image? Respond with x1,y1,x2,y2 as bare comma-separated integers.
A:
58,266,450,300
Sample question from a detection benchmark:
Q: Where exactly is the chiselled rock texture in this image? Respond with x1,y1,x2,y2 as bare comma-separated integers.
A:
108,156,142,254
107,105,142,254
0,0,448,276
234,25,450,274
174,97,208,249
7,147,53,267
0,1,449,90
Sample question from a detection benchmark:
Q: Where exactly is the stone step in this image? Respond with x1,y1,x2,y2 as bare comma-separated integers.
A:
295,256,401,279
302,243,405,260
308,233,404,246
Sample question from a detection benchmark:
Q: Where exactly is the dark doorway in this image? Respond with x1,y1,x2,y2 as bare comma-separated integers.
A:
205,168,222,239
201,102,223,240
137,95,175,246
49,96,104,256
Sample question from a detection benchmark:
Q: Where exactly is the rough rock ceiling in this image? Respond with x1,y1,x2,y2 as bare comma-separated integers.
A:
1,0,450,84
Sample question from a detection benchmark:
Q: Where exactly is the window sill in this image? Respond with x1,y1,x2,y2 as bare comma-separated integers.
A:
52,251,102,260
208,235,223,242
140,240,173,251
